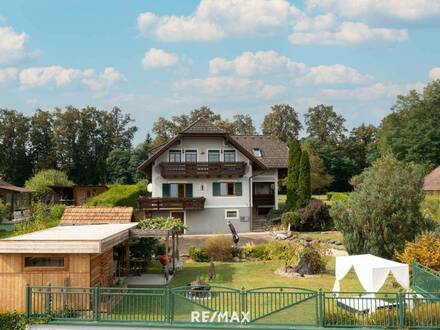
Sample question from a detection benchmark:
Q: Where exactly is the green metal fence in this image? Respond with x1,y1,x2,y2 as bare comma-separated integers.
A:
26,285,440,328
412,262,440,297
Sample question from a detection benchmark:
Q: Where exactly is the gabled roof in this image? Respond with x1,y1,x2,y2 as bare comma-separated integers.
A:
138,118,268,172
424,166,440,191
231,135,288,169
0,180,33,193
60,206,134,225
181,118,226,135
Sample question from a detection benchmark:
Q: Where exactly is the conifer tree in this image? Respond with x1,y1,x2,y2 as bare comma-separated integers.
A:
285,139,301,210
296,150,311,209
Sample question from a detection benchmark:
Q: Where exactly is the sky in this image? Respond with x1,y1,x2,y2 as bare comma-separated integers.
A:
1,0,440,143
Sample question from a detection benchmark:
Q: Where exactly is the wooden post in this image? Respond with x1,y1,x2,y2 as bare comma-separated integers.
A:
124,240,130,276
176,233,180,261
172,232,176,272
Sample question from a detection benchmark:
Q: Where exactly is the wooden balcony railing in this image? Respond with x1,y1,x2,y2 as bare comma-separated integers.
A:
253,194,275,207
137,197,206,210
160,162,246,178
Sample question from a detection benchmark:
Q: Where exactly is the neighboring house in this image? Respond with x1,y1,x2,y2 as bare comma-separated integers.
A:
0,180,33,230
49,185,108,205
138,118,288,234
423,166,440,194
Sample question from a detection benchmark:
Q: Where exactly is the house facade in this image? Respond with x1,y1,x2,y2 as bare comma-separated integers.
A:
138,118,288,234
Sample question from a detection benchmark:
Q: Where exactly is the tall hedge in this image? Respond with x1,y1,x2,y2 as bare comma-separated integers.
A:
296,150,311,209
286,139,301,210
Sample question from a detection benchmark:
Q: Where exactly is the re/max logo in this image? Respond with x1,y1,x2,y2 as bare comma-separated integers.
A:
191,311,250,323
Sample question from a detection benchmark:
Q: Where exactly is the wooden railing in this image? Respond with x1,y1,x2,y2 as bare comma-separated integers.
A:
160,162,246,178
253,194,275,206
137,197,206,210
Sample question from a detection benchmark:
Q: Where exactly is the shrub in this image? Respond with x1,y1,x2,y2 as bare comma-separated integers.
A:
395,233,440,271
0,200,7,221
331,155,428,259
188,246,209,262
25,169,74,202
422,195,440,222
203,235,234,262
129,238,166,269
87,184,142,207
267,208,283,222
298,199,332,231
249,243,268,259
15,203,64,235
324,309,358,325
0,312,27,330
281,211,301,230
296,246,326,274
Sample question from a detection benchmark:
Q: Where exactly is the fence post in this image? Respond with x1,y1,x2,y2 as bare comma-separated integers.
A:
241,287,247,323
318,289,324,327
25,284,32,318
93,286,100,321
398,292,405,328
45,283,52,316
165,287,170,323
411,262,416,289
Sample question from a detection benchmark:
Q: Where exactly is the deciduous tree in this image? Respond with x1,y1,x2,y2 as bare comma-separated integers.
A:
261,104,302,142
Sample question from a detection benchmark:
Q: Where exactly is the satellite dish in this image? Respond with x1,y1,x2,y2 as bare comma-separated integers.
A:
147,183,153,193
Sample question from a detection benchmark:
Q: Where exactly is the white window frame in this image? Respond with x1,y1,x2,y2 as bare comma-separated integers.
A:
223,149,236,162
225,209,239,220
184,148,198,163
169,149,182,162
207,149,221,162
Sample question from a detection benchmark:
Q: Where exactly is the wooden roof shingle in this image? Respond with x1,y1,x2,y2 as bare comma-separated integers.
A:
60,206,134,225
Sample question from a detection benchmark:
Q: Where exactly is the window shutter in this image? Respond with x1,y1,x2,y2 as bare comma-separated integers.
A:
235,183,242,196
213,183,221,196
185,184,193,197
162,183,170,197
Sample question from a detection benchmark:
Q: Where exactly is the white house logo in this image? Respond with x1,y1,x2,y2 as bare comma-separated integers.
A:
191,311,250,323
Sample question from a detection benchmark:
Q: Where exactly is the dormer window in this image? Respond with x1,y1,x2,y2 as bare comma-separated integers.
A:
253,148,262,157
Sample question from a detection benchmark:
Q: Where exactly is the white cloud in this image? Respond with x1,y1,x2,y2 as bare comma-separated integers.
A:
141,48,179,69
289,21,408,45
174,75,285,99
82,67,126,90
297,64,374,85
137,0,301,42
322,82,425,101
0,67,17,83
209,50,306,77
0,26,28,64
19,66,124,90
294,13,337,32
305,0,440,22
429,67,440,80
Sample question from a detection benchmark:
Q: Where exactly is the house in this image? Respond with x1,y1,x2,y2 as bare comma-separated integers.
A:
423,166,440,194
0,222,137,312
49,185,108,205
138,118,288,234
0,180,33,230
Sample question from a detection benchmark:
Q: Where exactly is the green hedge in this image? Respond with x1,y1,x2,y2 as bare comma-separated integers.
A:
0,312,27,330
87,184,143,207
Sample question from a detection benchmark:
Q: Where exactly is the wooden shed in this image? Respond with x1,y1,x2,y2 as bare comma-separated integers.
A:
0,223,137,312
49,185,108,205
424,166,440,194
0,180,33,229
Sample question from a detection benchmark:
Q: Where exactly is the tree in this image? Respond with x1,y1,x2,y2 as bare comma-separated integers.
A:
377,80,440,169
0,109,32,185
29,109,56,171
301,142,333,193
285,140,301,210
230,114,256,135
345,124,378,172
296,150,311,209
261,104,302,142
304,105,347,144
330,154,428,259
25,169,74,201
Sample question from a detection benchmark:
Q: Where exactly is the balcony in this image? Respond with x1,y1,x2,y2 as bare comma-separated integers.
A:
160,162,247,178
137,197,206,210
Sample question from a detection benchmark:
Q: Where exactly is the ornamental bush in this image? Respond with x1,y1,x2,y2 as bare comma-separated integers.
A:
395,233,440,271
296,150,311,209
331,154,428,259
188,246,210,262
286,139,301,210
298,199,333,231
203,235,234,262
281,211,301,230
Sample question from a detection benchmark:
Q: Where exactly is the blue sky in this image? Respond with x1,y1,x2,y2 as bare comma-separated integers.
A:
1,0,440,143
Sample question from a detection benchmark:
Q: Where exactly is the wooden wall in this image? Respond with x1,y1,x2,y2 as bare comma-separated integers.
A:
90,249,114,287
0,253,90,313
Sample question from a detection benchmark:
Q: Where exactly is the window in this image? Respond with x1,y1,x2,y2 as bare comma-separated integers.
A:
24,256,65,268
208,150,220,162
253,148,262,157
213,182,242,196
163,183,193,198
169,150,181,162
185,150,197,162
225,209,239,220
224,150,236,162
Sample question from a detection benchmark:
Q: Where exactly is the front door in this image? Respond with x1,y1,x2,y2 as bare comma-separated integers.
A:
170,211,185,234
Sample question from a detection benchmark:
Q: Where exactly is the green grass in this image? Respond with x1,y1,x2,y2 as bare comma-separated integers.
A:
87,184,143,207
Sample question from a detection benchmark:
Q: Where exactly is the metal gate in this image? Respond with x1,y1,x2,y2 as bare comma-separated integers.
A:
170,285,319,326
